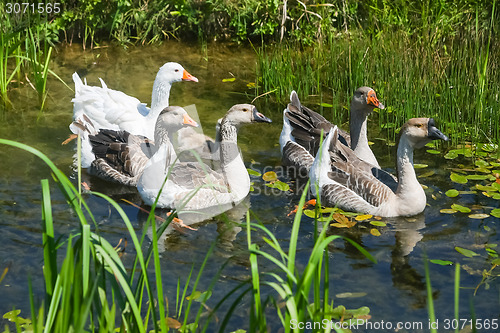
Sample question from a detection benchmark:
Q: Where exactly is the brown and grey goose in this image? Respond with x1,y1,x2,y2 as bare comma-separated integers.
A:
310,118,448,217
280,87,384,176
87,106,198,186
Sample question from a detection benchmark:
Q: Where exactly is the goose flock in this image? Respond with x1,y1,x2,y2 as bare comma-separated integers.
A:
69,62,448,221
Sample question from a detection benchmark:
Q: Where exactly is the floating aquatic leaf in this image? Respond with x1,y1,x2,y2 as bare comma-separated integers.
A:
187,290,212,302
167,317,182,329
445,189,459,197
426,142,437,148
370,228,381,236
466,174,489,180
265,180,290,192
342,211,360,217
468,213,490,219
475,184,498,192
370,221,387,227
480,143,498,152
262,171,278,181
430,259,454,266
476,167,491,173
3,310,21,321
490,209,500,218
455,246,480,257
418,170,435,178
303,209,316,219
450,173,468,184
475,159,490,168
247,168,262,177
444,150,459,159
355,214,373,221
426,149,441,154
320,102,333,107
336,292,367,298
451,204,471,213
414,163,428,169
484,225,491,231
330,213,356,228
490,162,500,167
486,248,498,258
320,207,338,214
222,77,236,82
492,258,500,266
459,190,477,195
492,182,500,191
440,208,457,214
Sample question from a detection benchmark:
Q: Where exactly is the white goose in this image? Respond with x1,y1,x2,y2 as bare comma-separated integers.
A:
280,87,384,175
87,106,199,186
138,104,272,210
310,118,448,217
70,62,198,167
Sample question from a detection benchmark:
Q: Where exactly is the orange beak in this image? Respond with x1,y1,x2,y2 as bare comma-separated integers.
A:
182,69,198,82
183,114,199,127
366,89,385,109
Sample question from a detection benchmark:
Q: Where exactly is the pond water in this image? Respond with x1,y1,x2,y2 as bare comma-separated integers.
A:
0,42,499,332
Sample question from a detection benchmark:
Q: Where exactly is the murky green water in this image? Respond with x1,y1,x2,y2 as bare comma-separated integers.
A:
0,42,499,332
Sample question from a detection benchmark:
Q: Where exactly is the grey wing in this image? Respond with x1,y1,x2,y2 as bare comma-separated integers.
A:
282,141,314,176
327,134,394,207
89,129,154,185
168,162,228,192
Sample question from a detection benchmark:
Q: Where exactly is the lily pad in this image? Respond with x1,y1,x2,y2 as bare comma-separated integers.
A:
222,77,236,82
468,213,490,219
451,204,471,213
266,180,290,192
370,228,381,236
355,214,373,221
490,208,500,218
426,149,441,154
430,259,454,266
247,168,262,177
476,167,491,173
414,163,428,169
369,221,387,227
455,246,480,257
475,184,498,192
418,170,435,178
440,208,458,214
466,174,489,180
444,150,459,159
445,189,459,197
262,171,278,182
475,159,490,168
303,209,316,218
450,173,468,184
320,102,333,107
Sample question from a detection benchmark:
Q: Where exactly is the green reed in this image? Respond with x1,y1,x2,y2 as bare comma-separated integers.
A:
239,184,375,332
257,13,500,148
0,138,223,332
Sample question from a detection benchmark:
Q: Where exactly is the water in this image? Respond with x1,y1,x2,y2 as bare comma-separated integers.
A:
0,42,499,332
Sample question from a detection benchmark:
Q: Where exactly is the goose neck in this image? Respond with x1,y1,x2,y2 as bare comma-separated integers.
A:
217,120,249,198
150,80,172,116
395,136,421,195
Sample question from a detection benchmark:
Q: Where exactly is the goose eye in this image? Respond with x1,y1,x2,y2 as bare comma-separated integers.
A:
242,108,248,112
415,124,423,128
175,69,179,72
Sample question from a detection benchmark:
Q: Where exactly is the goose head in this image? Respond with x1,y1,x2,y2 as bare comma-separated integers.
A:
351,86,385,115
221,104,272,128
400,117,449,149
155,106,199,143
156,62,198,84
